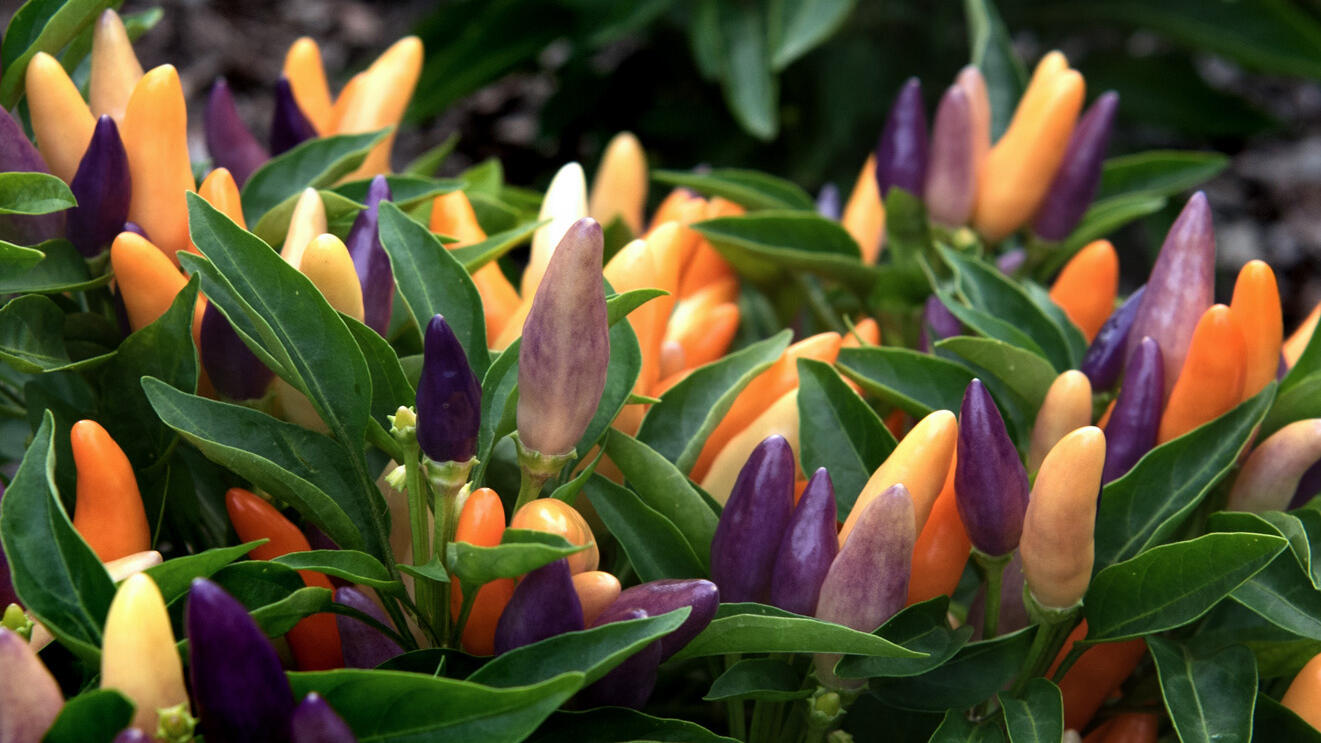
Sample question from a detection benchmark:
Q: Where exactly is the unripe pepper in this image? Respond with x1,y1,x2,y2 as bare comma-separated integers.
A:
1021,427,1105,608
1101,337,1165,483
430,190,522,345
298,234,365,321
416,315,482,465
225,488,343,671
710,435,796,603
1156,305,1246,444
572,571,622,625
510,499,600,575
67,116,131,257
343,176,394,335
101,574,189,736
329,73,368,134
841,155,885,264
71,420,150,561
270,77,320,156
956,65,991,173
907,452,971,605
450,487,515,655
840,409,957,545
925,84,976,227
769,468,838,616
1228,259,1283,400
334,586,403,669
955,380,1029,557
290,693,357,743
187,578,295,743
1284,651,1321,730
0,626,63,743
121,65,196,258
205,78,269,187
110,231,205,343
1080,286,1145,391
200,303,274,401
579,608,661,709
89,9,145,124
815,484,915,689
335,36,423,178
197,167,246,228
1049,240,1119,342
523,162,590,298
1032,92,1119,241
25,51,96,183
1227,419,1321,512
282,37,334,135
493,558,584,654
589,132,648,233
592,578,719,661
1284,301,1321,368
604,223,683,415
874,78,929,198
516,218,609,457
281,188,328,266
0,107,62,246
1028,370,1093,473
700,389,801,504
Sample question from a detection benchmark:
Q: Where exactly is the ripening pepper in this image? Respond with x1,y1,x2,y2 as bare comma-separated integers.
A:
956,65,991,181
660,277,741,381
1101,337,1165,483
592,578,719,661
516,217,609,457
589,132,647,233
817,183,841,220
509,499,599,574
430,190,523,345
101,574,189,736
1285,301,1321,368
0,626,63,743
523,162,590,298
493,558,584,654
121,65,196,258
89,9,145,124
907,451,971,605
579,608,661,709
71,420,150,561
0,107,62,245
955,380,1029,557
335,36,423,178
815,483,915,689
1080,286,1145,391
1087,714,1159,743
110,231,206,343
1127,193,1216,393
200,302,274,401
874,78,929,198
334,586,403,669
67,115,131,257
329,73,367,134
1032,92,1119,241
1227,419,1321,513
298,234,365,321
450,487,515,656
187,578,296,743
1156,305,1246,444
205,78,269,187
923,294,963,347
699,390,801,506
225,488,343,671
1021,427,1105,609
197,167,246,228
924,83,976,227
1228,259,1283,400
343,176,394,335
416,315,482,464
1028,370,1093,473
841,155,885,264
840,408,957,545
572,571,622,625
1050,621,1147,731
1284,652,1321,730
25,51,97,184
1049,240,1119,342
281,188,327,265
282,37,334,135
271,78,320,156
674,196,741,298
710,435,795,603
290,694,357,743
769,468,838,616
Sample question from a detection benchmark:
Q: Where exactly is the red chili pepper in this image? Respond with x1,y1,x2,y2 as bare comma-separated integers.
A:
449,488,515,656
1050,620,1147,731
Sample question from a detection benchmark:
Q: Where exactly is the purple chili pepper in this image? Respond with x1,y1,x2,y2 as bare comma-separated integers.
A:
1291,458,1321,510
334,586,403,669
769,468,838,616
874,78,929,198
816,182,841,220
494,559,583,654
1080,285,1146,391
592,578,719,661
187,578,295,743
995,248,1026,276
1126,192,1216,393
922,294,963,353
416,315,482,464
199,303,275,400
343,175,394,335
112,730,152,743
1101,336,1165,484
0,107,63,245
578,608,662,709
954,379,1029,557
270,77,319,156
709,435,796,604
204,78,269,187
1032,92,1120,241
924,84,975,227
290,693,357,743
67,116,131,256
0,484,14,611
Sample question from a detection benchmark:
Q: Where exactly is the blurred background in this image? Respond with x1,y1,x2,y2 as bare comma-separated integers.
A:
6,0,1321,321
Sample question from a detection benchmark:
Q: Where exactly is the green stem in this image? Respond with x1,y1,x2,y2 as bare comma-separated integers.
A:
1011,589,1082,695
378,593,419,651
1051,643,1088,685
367,419,405,461
451,585,480,647
403,450,436,634
792,273,845,334
432,479,464,645
514,464,546,513
726,655,747,741
973,550,1011,640
749,700,769,743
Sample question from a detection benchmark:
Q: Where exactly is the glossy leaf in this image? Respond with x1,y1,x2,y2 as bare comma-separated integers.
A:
603,430,718,567
450,219,545,272
446,529,587,588
0,171,76,214
0,239,110,294
997,678,1063,743
796,358,897,516
835,597,974,680
0,295,114,373
933,336,1056,423
715,0,777,140
1043,194,1167,277
704,658,811,702
1148,636,1257,743
837,345,974,418
869,626,1034,711
529,709,738,743
144,541,264,606
582,474,705,582
693,211,869,288
342,313,413,430
1096,150,1231,202
241,130,387,224
669,603,922,661
769,0,856,70
274,550,401,593
251,189,364,249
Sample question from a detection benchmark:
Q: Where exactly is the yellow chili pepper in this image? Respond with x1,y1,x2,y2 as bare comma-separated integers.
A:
89,9,145,125
122,65,196,259
283,37,334,135
25,51,97,183
299,234,365,321
523,162,589,298
335,36,424,177
699,390,802,505
197,168,247,230
841,154,885,264
589,132,648,234
281,187,327,265
1028,370,1093,473
1020,426,1105,609
101,574,189,736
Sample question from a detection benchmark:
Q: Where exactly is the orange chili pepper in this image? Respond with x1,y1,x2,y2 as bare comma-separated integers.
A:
449,487,515,656
676,198,740,297
1284,301,1321,368
1093,713,1159,743
605,225,683,400
89,9,144,124
71,420,151,561
589,132,647,234
121,65,196,259
699,389,802,504
843,318,881,348
197,168,247,229
1228,259,1283,400
429,190,522,345
110,232,205,346
841,154,885,264
906,449,971,605
328,72,367,134
572,570,622,625
839,409,957,545
25,52,97,183
649,188,707,271
1284,651,1321,730
1050,620,1147,731
282,37,334,135
225,488,343,671
509,498,599,574
1050,240,1118,341
335,36,424,177
1156,304,1246,444
665,302,740,377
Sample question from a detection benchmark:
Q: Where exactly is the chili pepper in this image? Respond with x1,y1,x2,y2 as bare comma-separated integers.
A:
589,132,647,234
523,162,590,298
187,578,296,743
510,498,600,575
110,232,205,341
1284,651,1321,730
1285,301,1321,368
1021,427,1104,609
343,175,394,335
101,574,189,736
840,408,957,545
205,78,269,187
290,693,357,743
70,420,150,561
769,467,838,616
113,730,150,743
1050,620,1147,731
579,607,662,709
89,9,144,124
955,379,1029,557
845,317,882,348
198,167,247,228
122,65,196,259
1293,458,1321,510
815,483,915,689
333,586,403,669
1228,260,1283,400
329,72,367,134
675,196,741,297
1080,286,1145,391
1028,370,1093,473
449,487,515,655
270,77,320,156
1156,305,1245,444
973,54,1085,242
955,65,991,179
282,37,333,136
280,188,327,265
0,627,63,743
1049,240,1119,342
923,294,963,346
841,155,886,264
226,487,344,671
699,390,801,505
1127,193,1215,393
1226,419,1321,512
996,248,1027,276
493,558,584,654
339,37,424,177
592,579,719,661
709,435,795,603
0,108,62,246
516,218,609,457
200,303,273,401
907,451,970,605
1093,713,1159,743
925,84,975,227
817,182,841,220
874,78,929,198
416,315,482,464
1033,92,1119,241
68,115,131,257
430,190,522,346
1101,337,1164,484
663,277,741,374
25,51,96,184
604,223,683,413
572,571,622,625
297,234,365,321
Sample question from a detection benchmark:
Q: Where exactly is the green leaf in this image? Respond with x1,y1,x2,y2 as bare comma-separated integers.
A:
669,603,923,661
1254,695,1321,743
652,168,814,211
835,597,974,680
1020,282,1089,366
637,330,791,474
935,335,1056,426
929,710,1007,742
377,202,490,375
0,239,110,294
1148,636,1257,743
606,288,668,326
0,411,114,662
40,689,135,743
451,219,545,272
870,626,1035,711
273,550,401,593
704,657,812,702
341,314,414,430
1043,194,1168,277
1096,150,1231,202
603,430,719,568
797,358,897,517
1094,386,1274,570
288,669,583,743
0,0,113,107
212,560,304,610
333,175,462,210
768,0,856,70
144,541,265,606
403,133,459,176
0,171,75,214
998,678,1063,743
249,585,333,637
250,189,365,249
0,240,44,273
965,0,1026,140
529,709,738,743
1084,532,1287,641
474,342,519,482
582,474,705,582
837,345,973,419
1226,547,1321,641
715,0,778,140
241,130,387,224
0,295,113,373
693,211,868,288
446,529,588,588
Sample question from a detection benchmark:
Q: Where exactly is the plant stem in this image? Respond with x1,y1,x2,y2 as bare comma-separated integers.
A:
514,464,546,513
726,655,747,740
432,479,463,645
403,450,436,634
1011,590,1082,695
973,550,1012,640
1051,643,1088,684
451,586,479,647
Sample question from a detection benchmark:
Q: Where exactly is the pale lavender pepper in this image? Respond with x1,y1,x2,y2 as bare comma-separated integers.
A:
343,175,394,336
334,586,404,669
1032,92,1119,241
924,84,975,227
